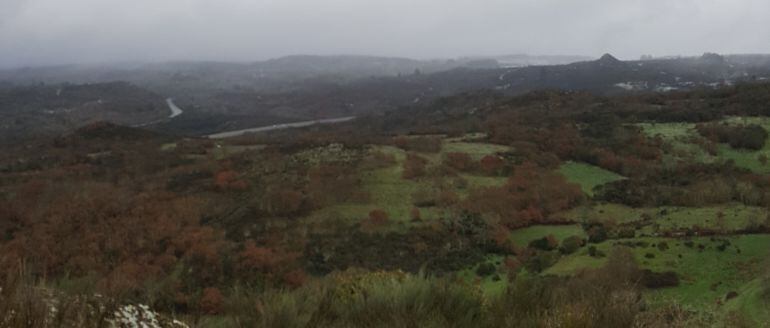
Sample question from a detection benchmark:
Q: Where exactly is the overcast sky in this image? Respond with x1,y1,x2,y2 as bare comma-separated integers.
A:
1,0,769,68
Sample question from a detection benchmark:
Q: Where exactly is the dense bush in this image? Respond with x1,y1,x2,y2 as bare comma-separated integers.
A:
586,224,608,243
393,136,442,153
402,153,428,179
463,163,584,228
444,152,476,172
528,234,559,251
559,235,586,254
479,155,504,175
696,123,768,150
640,270,680,289
475,263,497,277
525,251,561,272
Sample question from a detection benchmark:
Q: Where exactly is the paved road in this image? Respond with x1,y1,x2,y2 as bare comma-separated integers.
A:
207,116,356,139
136,98,354,138
166,98,183,118
132,98,184,127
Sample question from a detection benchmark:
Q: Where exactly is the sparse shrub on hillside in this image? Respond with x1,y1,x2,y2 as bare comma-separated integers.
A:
308,163,361,206
616,227,636,239
411,188,437,207
409,207,421,222
369,209,389,225
214,169,249,191
264,188,305,216
696,123,768,150
525,251,561,273
588,246,605,258
759,154,768,166
463,162,584,229
559,235,586,254
361,150,397,169
199,287,225,315
761,273,770,302
479,155,504,175
402,153,428,179
490,225,513,250
528,234,559,251
586,225,608,243
444,152,475,172
393,136,442,153
437,190,460,207
475,263,497,277
640,270,680,289
282,269,308,288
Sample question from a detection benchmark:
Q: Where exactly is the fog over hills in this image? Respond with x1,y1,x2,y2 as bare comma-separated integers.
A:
3,52,770,140
3,0,770,68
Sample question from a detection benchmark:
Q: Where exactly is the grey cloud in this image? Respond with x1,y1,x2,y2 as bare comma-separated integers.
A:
1,0,769,68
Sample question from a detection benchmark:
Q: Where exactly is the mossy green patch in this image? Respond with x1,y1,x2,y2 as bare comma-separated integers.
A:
543,252,605,276
543,234,770,312
637,122,697,140
637,122,717,165
456,255,508,297
559,203,645,225
441,142,512,160
716,144,770,174
644,235,770,308
210,144,266,160
160,143,177,151
311,143,513,225
713,117,770,173
418,140,512,165
721,277,770,325
558,162,625,196
652,204,766,232
461,174,508,189
310,145,450,225
561,203,766,233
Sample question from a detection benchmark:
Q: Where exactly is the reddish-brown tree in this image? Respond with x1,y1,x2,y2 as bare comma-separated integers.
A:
265,189,304,216
444,152,475,172
463,162,583,228
214,170,249,191
410,207,422,221
480,155,504,175
368,209,389,226
402,153,428,179
199,287,225,315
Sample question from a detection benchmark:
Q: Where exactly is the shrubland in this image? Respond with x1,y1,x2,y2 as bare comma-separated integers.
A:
3,83,770,326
